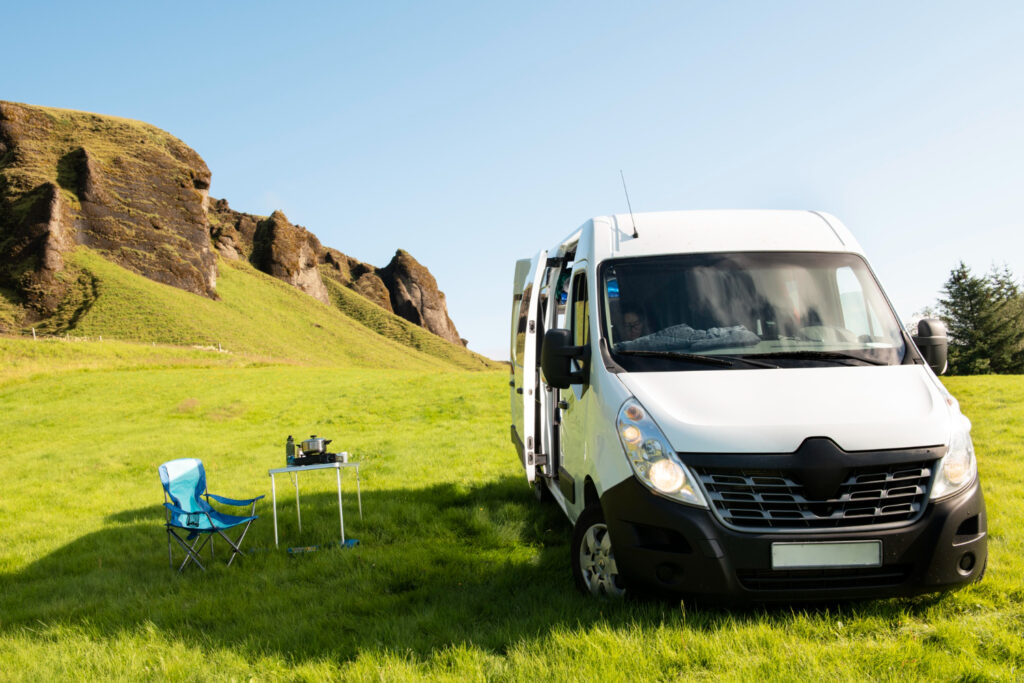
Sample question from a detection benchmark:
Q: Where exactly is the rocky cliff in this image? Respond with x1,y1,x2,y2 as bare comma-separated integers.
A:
379,250,464,345
0,102,216,322
320,247,395,313
0,101,464,345
249,210,329,305
208,199,464,345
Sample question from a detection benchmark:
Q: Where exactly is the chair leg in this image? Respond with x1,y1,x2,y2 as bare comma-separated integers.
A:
168,530,210,572
182,535,211,572
219,519,254,567
167,518,256,570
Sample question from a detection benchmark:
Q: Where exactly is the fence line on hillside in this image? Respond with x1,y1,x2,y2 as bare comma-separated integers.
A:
8,328,229,353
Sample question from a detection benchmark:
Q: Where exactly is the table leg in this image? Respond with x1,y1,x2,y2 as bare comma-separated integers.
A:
271,473,279,548
292,472,301,533
336,466,345,544
356,464,362,519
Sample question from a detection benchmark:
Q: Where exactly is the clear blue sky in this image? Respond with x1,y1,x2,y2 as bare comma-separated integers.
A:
5,2,1023,359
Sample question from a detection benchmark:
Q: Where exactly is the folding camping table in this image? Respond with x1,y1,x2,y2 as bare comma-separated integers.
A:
267,460,362,547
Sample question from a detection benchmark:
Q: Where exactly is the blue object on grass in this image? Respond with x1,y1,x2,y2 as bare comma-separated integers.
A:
158,458,265,572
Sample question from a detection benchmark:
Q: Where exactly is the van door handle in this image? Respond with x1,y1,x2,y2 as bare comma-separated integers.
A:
516,388,524,395
509,380,515,387
558,400,568,410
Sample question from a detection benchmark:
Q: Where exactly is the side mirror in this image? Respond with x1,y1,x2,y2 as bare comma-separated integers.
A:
912,318,948,375
541,328,589,389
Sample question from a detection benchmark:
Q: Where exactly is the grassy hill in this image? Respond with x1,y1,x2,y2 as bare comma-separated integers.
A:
29,247,495,370
0,348,1021,678
322,272,496,370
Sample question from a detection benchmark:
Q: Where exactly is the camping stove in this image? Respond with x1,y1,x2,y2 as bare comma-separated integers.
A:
286,434,344,466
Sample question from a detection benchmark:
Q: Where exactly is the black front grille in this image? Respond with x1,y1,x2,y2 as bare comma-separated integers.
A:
695,461,933,531
737,565,912,591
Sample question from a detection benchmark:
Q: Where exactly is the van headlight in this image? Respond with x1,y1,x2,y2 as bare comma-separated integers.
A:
616,398,707,508
930,416,978,500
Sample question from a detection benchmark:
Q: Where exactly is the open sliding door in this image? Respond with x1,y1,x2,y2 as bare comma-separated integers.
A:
520,249,548,483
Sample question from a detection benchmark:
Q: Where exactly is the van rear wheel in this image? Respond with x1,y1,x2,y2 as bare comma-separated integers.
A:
572,504,626,598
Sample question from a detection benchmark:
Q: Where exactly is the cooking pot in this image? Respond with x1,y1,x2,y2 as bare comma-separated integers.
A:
301,436,332,454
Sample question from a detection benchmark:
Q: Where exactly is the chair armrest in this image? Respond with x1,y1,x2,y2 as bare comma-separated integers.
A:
206,492,265,506
163,501,191,516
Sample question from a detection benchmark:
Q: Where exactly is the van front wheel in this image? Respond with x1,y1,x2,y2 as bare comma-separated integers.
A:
572,504,627,598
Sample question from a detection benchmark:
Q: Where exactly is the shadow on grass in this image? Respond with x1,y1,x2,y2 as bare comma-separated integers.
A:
0,475,952,664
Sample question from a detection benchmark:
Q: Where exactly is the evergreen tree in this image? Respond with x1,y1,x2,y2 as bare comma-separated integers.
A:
937,262,1024,375
939,262,994,374
987,265,1024,373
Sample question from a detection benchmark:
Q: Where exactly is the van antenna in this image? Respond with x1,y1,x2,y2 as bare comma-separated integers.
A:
619,170,639,238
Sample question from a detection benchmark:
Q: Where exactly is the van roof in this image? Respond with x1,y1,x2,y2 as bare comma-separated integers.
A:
573,210,865,261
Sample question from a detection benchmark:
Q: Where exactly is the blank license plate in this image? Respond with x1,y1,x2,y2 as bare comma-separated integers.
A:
771,541,881,569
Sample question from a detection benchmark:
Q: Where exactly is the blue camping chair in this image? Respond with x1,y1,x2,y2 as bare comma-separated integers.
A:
158,458,264,572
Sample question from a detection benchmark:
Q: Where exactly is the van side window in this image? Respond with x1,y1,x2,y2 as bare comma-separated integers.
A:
571,272,589,348
514,283,533,367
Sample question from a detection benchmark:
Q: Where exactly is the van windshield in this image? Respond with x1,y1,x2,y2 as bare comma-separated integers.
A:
601,252,907,369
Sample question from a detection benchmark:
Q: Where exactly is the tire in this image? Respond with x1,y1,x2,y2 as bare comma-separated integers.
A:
571,504,627,598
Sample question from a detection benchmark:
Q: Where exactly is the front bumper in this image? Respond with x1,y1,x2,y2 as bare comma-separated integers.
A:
600,476,987,602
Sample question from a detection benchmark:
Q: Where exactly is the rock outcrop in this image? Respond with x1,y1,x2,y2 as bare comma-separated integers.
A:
320,247,394,312
379,250,464,345
0,182,74,316
250,210,329,305
207,200,461,340
0,101,216,322
207,197,258,261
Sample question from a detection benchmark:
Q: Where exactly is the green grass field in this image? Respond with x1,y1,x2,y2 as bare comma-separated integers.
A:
1,341,1022,680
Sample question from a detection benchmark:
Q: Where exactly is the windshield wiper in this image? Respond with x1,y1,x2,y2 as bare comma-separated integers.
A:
615,349,735,367
615,349,782,369
741,351,887,366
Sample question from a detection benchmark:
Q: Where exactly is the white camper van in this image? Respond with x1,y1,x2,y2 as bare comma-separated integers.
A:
510,210,986,601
